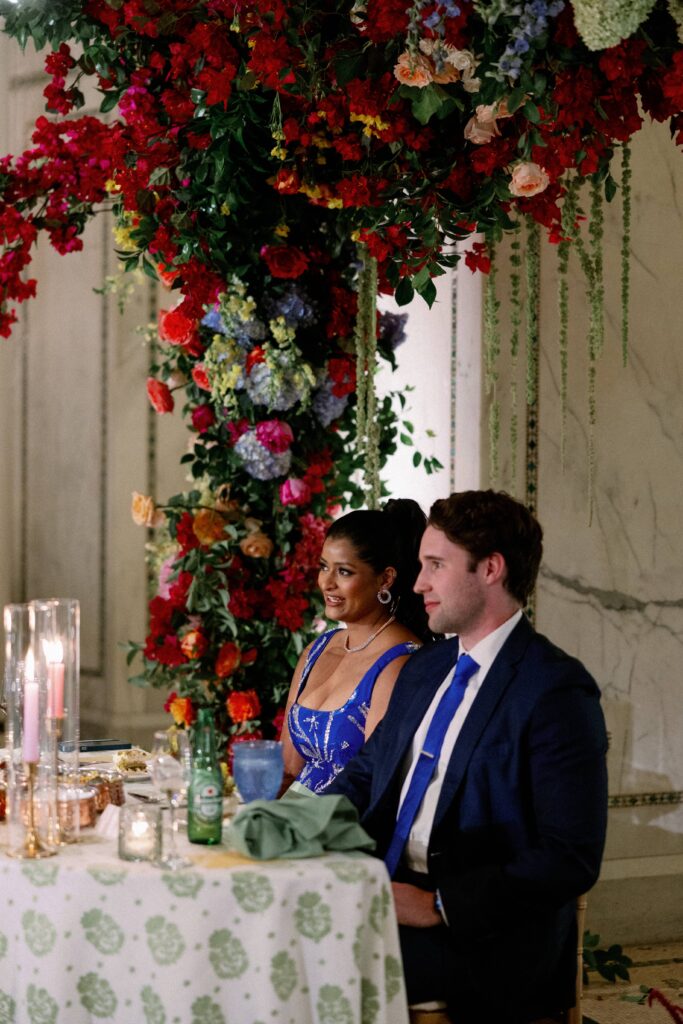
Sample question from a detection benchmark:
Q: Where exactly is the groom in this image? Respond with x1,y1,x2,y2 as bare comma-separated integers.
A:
328,490,608,1023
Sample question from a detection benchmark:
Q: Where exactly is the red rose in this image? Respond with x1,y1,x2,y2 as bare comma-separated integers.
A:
215,641,241,678
272,707,286,740
179,628,208,660
191,364,211,391
146,377,174,414
158,306,202,354
226,689,261,724
260,244,309,279
191,404,216,433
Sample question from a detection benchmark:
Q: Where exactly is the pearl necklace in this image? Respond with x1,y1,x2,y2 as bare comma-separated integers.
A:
344,615,396,653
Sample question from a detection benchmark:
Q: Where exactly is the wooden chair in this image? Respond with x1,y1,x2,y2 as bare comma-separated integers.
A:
408,895,588,1024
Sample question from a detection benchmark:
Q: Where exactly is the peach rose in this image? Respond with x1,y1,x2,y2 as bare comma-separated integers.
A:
239,531,274,559
164,691,196,727
464,104,501,145
193,508,227,546
393,51,433,88
131,491,165,528
509,161,550,198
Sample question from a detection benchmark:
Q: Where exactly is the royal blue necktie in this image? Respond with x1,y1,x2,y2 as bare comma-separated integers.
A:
384,652,479,878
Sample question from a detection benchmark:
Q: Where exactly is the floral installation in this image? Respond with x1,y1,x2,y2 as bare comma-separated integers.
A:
124,267,403,747
1,0,683,736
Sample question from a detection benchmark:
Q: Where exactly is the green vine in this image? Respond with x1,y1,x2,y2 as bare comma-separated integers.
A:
558,178,578,465
524,218,541,409
509,223,522,483
483,240,501,482
621,142,632,367
354,246,381,508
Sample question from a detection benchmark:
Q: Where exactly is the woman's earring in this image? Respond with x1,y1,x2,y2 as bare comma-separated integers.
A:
377,588,392,605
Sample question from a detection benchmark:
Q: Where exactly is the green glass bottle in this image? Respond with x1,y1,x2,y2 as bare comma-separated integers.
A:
187,707,223,845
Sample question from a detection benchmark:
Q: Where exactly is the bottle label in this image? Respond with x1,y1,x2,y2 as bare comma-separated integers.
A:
192,781,222,823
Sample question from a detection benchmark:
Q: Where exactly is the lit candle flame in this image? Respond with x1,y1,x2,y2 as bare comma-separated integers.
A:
42,639,64,664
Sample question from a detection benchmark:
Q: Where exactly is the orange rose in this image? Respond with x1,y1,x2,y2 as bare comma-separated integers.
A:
131,491,165,528
393,51,433,88
215,641,241,678
180,628,208,660
227,689,261,724
239,531,274,559
509,161,550,198
193,508,227,545
164,691,196,727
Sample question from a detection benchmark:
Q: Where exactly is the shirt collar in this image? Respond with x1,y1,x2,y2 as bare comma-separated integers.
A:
459,608,523,684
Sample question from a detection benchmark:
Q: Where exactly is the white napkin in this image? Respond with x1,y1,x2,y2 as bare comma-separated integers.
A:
95,803,120,839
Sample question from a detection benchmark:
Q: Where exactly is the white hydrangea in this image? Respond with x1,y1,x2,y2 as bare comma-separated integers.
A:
570,0,657,50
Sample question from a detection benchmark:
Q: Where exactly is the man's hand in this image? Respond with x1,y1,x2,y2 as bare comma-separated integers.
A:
391,882,442,928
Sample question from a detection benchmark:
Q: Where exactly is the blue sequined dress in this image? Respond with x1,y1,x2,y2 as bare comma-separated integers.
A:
288,628,419,794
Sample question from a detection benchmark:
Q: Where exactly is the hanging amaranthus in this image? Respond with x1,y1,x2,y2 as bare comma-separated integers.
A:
509,223,522,484
483,240,501,483
557,178,579,464
524,218,541,408
621,143,632,367
354,246,381,508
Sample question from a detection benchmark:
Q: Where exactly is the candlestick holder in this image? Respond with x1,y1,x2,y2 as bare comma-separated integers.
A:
7,762,56,860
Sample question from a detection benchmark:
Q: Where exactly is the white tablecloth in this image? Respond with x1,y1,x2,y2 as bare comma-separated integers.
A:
0,825,408,1024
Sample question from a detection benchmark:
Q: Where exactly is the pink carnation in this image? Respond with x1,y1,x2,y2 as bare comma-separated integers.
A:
256,419,294,454
279,477,312,507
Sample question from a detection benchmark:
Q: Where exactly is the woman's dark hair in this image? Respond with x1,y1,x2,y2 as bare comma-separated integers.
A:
326,498,432,642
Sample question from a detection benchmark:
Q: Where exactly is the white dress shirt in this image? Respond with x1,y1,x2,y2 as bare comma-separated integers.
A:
400,609,523,873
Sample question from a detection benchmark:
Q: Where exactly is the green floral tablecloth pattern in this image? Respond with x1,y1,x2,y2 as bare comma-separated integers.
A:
0,829,408,1024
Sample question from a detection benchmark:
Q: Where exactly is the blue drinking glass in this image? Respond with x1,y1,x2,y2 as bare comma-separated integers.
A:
232,740,284,802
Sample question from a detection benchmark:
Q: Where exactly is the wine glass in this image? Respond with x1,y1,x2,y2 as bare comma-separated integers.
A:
232,740,284,803
149,729,192,870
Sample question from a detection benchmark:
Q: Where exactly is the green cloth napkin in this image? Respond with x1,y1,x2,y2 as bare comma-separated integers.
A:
225,793,376,860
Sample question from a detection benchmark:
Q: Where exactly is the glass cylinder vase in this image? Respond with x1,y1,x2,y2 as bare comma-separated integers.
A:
30,598,80,843
3,603,57,858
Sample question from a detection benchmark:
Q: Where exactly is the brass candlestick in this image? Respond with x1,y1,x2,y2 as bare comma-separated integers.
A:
8,761,56,860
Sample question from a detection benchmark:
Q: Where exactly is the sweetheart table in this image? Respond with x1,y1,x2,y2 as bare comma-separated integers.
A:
0,825,408,1024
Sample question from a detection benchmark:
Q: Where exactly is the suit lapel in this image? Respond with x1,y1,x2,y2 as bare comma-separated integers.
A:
433,617,534,828
373,638,458,797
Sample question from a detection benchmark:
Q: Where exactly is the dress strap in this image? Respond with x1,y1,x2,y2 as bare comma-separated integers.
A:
355,642,420,703
295,629,340,700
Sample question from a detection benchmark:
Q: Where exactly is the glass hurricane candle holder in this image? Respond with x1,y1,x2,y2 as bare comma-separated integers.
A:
118,804,162,863
30,598,80,843
3,603,56,858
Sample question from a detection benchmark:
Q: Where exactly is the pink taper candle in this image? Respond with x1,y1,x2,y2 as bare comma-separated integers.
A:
47,662,65,719
23,680,40,764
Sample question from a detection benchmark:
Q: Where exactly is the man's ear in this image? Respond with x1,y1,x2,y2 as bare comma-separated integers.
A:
482,552,506,586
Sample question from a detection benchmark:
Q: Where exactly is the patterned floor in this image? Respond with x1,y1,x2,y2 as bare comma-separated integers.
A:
582,943,683,1023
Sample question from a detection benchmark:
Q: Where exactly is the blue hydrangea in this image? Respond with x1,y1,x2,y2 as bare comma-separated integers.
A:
496,0,565,80
379,311,408,351
202,307,227,334
234,430,292,480
313,381,349,427
233,318,267,348
245,359,306,411
264,284,317,327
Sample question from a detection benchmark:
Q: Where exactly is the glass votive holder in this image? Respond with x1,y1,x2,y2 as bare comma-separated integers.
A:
118,804,162,863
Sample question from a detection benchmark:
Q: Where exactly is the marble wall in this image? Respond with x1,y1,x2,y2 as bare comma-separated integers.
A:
489,118,683,942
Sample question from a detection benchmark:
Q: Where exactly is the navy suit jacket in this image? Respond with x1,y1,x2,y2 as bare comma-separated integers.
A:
329,616,608,1016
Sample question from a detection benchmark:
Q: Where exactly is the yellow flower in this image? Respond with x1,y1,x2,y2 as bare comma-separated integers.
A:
270,145,287,159
104,178,121,194
220,202,231,216
274,223,290,238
